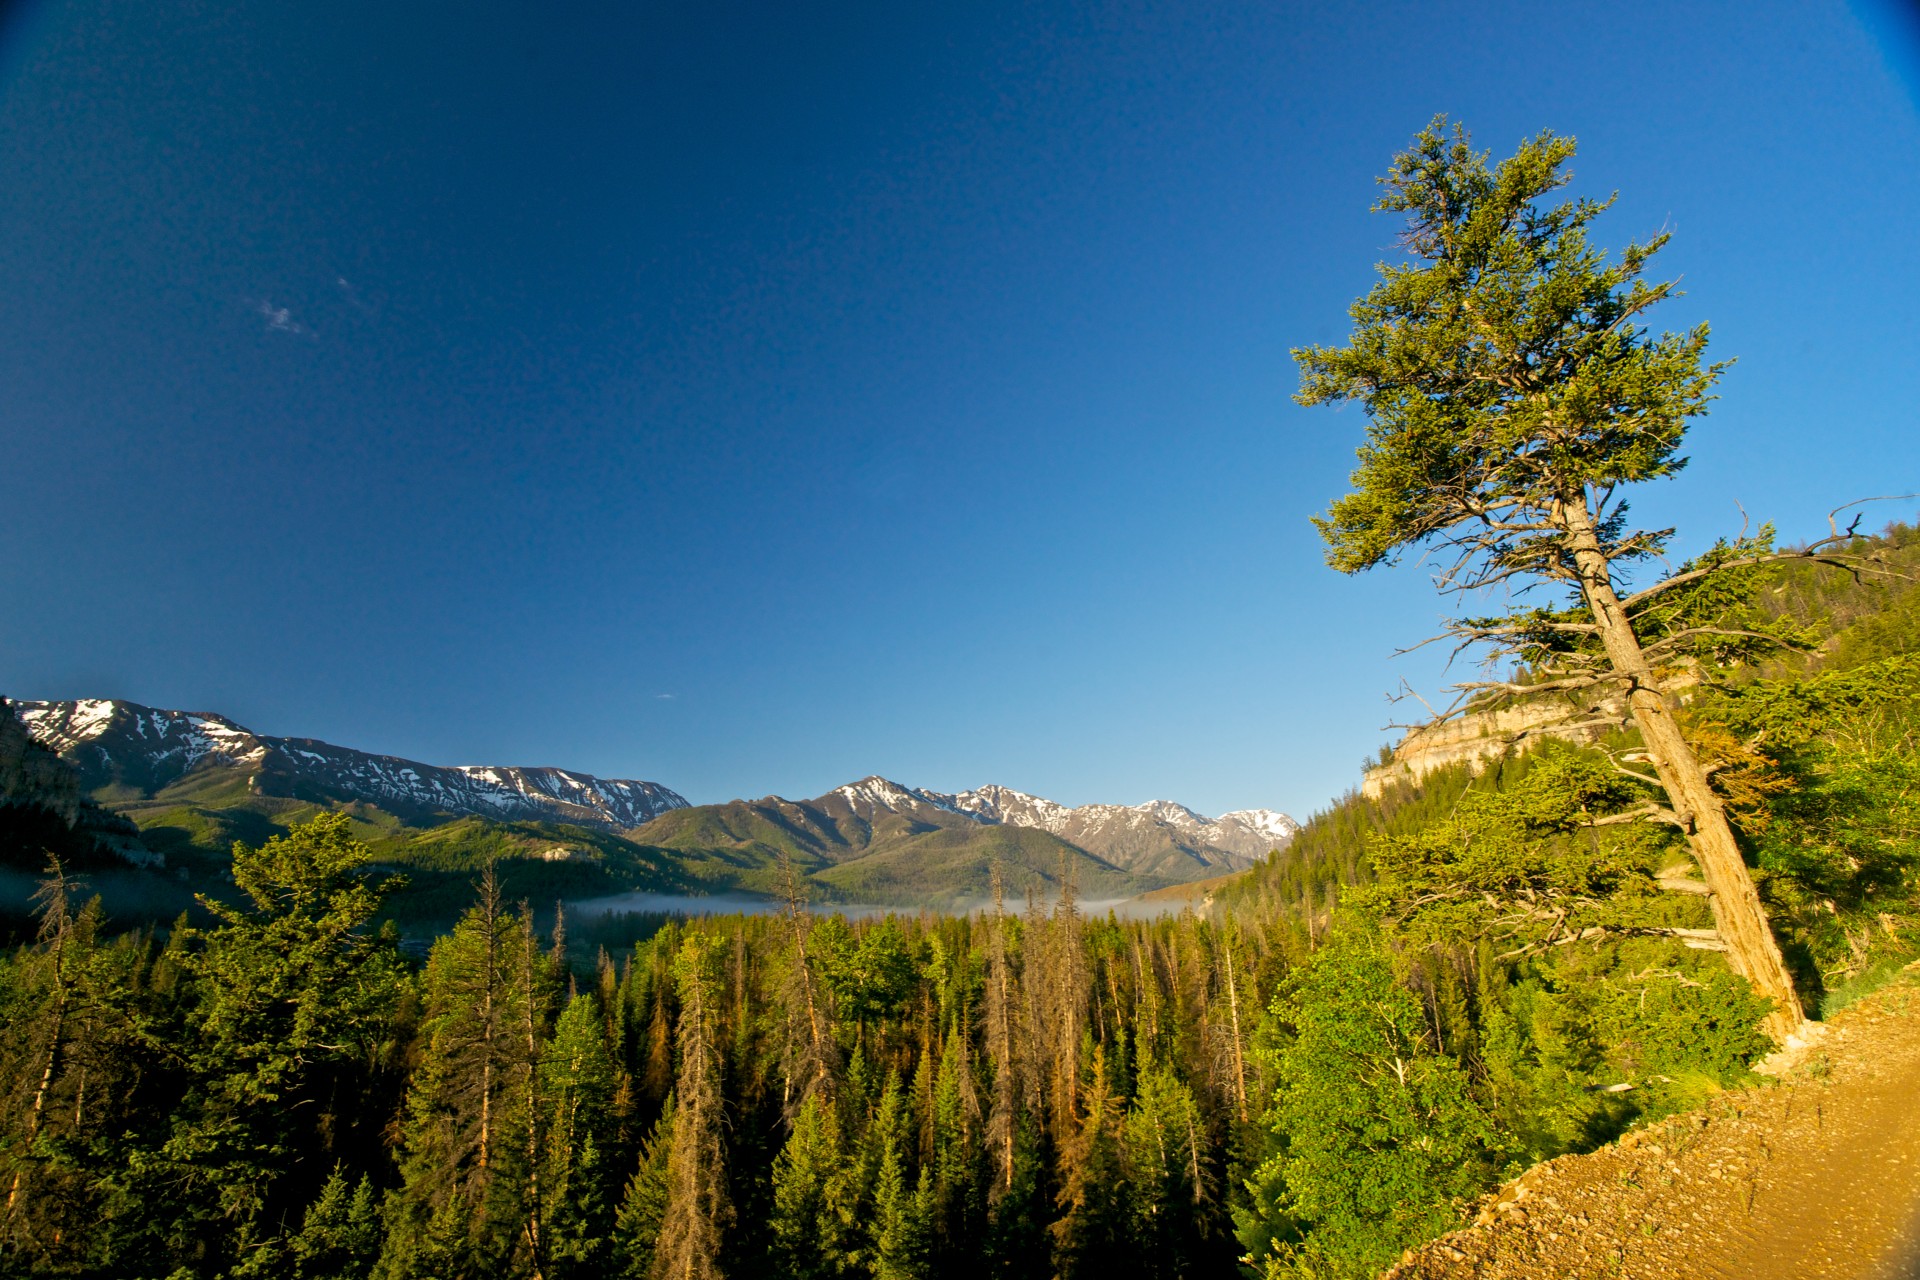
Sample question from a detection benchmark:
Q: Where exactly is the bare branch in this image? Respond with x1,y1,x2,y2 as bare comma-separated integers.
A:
1640,626,1811,656
1654,868,1712,895
1497,924,1724,961
1450,674,1618,698
1606,761,1665,789
1388,678,1441,722
1588,804,1683,829
1827,494,1919,540
1618,548,1901,612
1387,632,1455,659
1448,618,1601,637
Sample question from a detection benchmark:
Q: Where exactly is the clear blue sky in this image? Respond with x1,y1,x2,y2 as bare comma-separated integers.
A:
3,0,1917,820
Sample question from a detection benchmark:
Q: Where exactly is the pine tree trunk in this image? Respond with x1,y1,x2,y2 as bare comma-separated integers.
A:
1221,936,1249,1124
1562,496,1805,1042
653,945,726,1280
985,868,1017,1198
480,870,502,1177
4,923,69,1223
521,914,546,1280
780,858,832,1108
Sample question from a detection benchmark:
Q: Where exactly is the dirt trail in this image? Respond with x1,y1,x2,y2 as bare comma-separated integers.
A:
1387,966,1920,1280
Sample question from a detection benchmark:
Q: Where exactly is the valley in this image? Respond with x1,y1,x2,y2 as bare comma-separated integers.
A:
1,698,1298,925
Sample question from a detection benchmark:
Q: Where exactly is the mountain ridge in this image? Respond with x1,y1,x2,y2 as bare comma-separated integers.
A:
8,699,1298,908
13,699,690,830
766,776,1298,879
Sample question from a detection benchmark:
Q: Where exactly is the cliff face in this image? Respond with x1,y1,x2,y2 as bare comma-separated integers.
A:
1361,694,1623,800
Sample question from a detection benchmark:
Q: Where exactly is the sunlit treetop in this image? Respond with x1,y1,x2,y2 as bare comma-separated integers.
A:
1299,117,1728,588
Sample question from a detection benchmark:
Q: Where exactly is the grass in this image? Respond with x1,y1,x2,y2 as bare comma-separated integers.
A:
1814,946,1920,1018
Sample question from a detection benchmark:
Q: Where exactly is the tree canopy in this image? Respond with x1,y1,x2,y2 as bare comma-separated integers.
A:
1301,117,1721,589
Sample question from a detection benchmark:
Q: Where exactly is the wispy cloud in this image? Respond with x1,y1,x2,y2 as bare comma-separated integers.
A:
335,276,376,315
256,299,304,334
655,693,676,700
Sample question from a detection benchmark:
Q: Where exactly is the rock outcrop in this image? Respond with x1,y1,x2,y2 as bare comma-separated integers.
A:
1361,694,1625,800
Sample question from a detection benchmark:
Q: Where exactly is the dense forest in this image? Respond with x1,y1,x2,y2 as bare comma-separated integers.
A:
2,522,1915,1280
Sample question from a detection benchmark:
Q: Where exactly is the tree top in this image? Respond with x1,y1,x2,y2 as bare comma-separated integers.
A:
1300,117,1728,587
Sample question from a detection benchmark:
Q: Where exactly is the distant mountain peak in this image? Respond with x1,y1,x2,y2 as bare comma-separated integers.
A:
12,698,1296,893
947,785,1296,854
1214,808,1300,843
829,777,988,825
13,698,688,830
812,776,1298,874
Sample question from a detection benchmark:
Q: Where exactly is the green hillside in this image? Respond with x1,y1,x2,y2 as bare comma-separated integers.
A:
633,797,865,868
42,779,705,930
630,791,1156,906
809,822,1139,905
18,757,1180,926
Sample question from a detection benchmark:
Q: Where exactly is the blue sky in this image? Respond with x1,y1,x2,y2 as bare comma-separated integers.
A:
2,0,1916,820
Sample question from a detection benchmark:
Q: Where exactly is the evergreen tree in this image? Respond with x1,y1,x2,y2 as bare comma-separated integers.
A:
0,860,86,1247
1295,116,1845,1038
170,813,407,1272
1120,1057,1205,1278
380,869,543,1279
542,991,618,1279
869,1071,932,1280
612,1095,676,1279
1047,1047,1129,1279
286,1166,384,1280
926,1027,984,1271
1242,932,1502,1279
982,868,1022,1202
768,1093,854,1280
651,936,729,1280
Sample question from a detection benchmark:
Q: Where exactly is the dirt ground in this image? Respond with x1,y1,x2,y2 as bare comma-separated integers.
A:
1384,965,1920,1280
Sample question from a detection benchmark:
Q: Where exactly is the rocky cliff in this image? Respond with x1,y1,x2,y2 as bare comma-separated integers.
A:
1361,693,1625,800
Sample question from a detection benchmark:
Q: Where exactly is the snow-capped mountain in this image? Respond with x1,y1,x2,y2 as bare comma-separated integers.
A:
775,776,1296,877
830,776,972,821
13,699,688,830
9,700,1292,889
950,784,1298,864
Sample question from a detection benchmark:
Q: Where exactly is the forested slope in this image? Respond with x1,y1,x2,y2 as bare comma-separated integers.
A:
1225,522,1920,1012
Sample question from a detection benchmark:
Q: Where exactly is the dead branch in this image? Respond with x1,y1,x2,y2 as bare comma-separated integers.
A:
1496,924,1724,961
1640,626,1814,656
1654,869,1712,895
1827,494,1920,540
1620,546,1911,614
1588,804,1684,829
1450,674,1618,698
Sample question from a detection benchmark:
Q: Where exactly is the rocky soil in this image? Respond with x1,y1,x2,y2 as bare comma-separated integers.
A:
1386,964,1920,1279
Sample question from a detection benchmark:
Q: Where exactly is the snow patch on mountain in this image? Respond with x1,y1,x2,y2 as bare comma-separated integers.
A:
1215,808,1301,844
820,777,1297,870
834,776,967,817
944,783,1297,856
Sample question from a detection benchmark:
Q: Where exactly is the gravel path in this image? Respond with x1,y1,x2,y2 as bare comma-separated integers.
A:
1385,965,1920,1280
